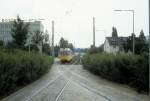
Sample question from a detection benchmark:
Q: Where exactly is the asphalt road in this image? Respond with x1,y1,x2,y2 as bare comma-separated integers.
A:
1,58,150,101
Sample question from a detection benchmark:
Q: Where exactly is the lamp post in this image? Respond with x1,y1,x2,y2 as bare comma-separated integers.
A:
93,17,95,47
52,20,55,58
114,9,135,54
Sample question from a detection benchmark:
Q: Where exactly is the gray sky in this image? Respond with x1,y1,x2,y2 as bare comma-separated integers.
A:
0,0,149,48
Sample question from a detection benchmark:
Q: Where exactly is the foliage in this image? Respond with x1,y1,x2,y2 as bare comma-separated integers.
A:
42,43,50,55
31,30,44,46
11,16,30,48
82,53,149,92
112,27,118,37
54,45,60,57
88,44,103,54
43,30,49,43
59,37,68,48
0,40,3,46
68,43,74,51
139,30,146,41
31,30,50,54
59,37,74,51
0,49,53,96
125,30,148,54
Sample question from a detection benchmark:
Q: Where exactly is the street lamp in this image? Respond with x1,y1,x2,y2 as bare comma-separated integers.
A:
114,9,135,54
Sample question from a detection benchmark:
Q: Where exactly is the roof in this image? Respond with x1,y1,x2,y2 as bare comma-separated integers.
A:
106,36,128,46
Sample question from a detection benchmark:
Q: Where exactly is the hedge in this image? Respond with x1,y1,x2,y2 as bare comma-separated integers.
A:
82,53,149,93
0,49,53,96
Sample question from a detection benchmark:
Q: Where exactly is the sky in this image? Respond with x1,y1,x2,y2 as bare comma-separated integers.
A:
0,0,149,48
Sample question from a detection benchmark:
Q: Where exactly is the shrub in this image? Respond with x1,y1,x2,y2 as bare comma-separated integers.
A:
82,53,149,92
0,49,53,96
0,40,3,46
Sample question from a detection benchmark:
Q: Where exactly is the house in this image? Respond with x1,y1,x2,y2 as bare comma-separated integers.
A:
104,36,128,53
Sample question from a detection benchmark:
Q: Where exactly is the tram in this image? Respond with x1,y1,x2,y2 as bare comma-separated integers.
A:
59,48,73,63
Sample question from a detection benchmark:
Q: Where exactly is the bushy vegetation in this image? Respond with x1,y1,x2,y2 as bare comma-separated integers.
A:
0,49,53,96
82,53,149,93
88,45,103,54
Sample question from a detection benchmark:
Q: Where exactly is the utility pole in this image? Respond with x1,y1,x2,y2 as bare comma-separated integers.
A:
148,0,150,91
93,17,95,47
132,10,135,54
52,20,55,58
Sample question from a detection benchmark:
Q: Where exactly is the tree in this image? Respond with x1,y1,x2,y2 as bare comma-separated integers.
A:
138,30,148,53
0,40,3,46
68,43,74,51
58,37,74,52
43,30,49,43
112,27,118,37
31,30,44,46
11,16,29,48
139,29,146,42
54,45,60,57
59,37,68,48
42,43,50,55
88,44,103,54
42,30,50,55
125,30,148,54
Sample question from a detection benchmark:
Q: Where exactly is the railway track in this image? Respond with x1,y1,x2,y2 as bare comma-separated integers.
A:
56,65,140,101
24,69,71,101
58,66,112,101
2,59,142,101
26,64,113,101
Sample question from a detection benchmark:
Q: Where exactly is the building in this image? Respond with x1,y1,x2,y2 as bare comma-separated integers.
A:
0,21,13,44
0,20,44,44
104,36,128,53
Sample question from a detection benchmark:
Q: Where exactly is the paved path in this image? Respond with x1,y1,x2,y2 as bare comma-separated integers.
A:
1,64,150,101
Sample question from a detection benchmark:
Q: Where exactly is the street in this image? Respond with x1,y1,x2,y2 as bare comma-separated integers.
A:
1,59,150,101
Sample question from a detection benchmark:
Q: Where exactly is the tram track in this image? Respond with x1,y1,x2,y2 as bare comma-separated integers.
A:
59,65,140,101
25,67,72,101
56,65,111,101
2,59,144,101
54,77,72,101
27,62,139,101
25,75,63,101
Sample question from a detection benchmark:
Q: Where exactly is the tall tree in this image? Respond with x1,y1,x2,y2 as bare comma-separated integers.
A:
68,43,74,51
59,37,68,48
11,16,30,48
139,29,146,42
31,30,44,46
126,31,148,54
43,30,49,43
112,27,118,37
42,30,50,55
54,45,60,56
138,30,148,53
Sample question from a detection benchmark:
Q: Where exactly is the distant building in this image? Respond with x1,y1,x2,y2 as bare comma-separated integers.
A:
104,36,128,53
0,21,13,44
0,21,44,44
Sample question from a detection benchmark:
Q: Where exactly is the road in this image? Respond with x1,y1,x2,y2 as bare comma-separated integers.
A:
1,58,149,101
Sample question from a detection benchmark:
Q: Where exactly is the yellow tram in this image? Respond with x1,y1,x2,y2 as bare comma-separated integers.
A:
59,48,73,63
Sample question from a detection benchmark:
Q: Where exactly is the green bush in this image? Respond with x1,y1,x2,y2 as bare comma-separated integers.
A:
0,40,3,46
82,53,149,92
0,49,53,96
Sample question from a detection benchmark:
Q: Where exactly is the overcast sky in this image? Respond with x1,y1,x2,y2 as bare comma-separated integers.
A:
0,0,149,48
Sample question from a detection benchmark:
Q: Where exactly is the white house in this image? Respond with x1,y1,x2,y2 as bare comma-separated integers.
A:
104,36,128,53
